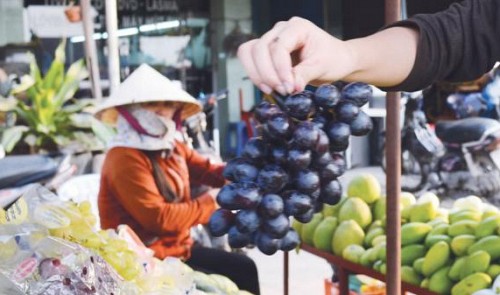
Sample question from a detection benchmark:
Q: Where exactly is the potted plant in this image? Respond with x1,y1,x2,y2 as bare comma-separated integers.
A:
0,39,115,155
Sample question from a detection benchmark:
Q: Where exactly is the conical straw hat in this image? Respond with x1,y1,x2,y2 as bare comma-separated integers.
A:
94,64,201,123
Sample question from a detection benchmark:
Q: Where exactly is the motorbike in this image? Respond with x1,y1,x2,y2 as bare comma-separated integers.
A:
380,92,500,199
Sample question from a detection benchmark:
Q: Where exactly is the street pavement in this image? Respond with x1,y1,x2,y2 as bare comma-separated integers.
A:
248,166,386,295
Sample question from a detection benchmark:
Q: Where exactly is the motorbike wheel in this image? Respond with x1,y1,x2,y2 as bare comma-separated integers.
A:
472,154,500,198
380,142,427,192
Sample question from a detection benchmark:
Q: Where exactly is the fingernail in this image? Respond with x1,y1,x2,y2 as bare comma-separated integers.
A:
283,82,294,94
276,85,286,96
259,83,272,94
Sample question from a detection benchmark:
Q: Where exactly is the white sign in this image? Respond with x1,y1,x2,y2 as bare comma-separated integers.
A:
26,5,96,38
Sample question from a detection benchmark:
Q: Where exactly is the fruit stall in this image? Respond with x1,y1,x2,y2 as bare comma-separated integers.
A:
0,185,250,294
207,73,500,294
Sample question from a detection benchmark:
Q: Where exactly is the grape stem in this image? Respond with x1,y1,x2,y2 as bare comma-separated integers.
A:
270,92,288,111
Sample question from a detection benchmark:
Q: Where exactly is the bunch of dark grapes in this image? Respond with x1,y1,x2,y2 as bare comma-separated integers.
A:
208,82,374,255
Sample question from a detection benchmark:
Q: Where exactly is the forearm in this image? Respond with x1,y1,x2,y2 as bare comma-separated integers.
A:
344,27,419,88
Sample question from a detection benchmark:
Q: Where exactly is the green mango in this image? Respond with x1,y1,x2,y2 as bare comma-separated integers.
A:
468,236,500,260
364,227,384,247
425,234,451,248
449,209,482,224
429,266,453,294
460,250,491,280
401,244,426,266
401,222,432,246
451,235,476,257
331,220,365,255
451,273,492,295
413,257,425,275
312,217,337,251
448,220,479,237
422,241,450,277
301,213,323,245
401,266,422,286
475,215,500,238
448,257,466,282
487,264,500,278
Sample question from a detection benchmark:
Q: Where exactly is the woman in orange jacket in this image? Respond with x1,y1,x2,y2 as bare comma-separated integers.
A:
95,64,260,294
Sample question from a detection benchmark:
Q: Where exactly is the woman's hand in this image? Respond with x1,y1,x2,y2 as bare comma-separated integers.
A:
237,17,357,95
237,17,419,93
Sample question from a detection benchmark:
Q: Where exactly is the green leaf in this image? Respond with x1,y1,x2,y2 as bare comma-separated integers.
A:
69,113,93,128
42,39,66,90
63,98,93,113
1,125,29,152
54,59,88,105
27,52,42,86
15,104,38,128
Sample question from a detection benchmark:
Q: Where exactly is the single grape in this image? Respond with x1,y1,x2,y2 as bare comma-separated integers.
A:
208,208,236,237
254,101,283,123
284,191,313,216
231,159,259,182
295,170,320,194
258,194,284,218
263,113,292,141
216,183,239,210
320,179,342,205
314,84,341,109
326,122,351,152
262,214,289,239
341,82,372,107
292,121,320,150
320,155,346,181
350,110,373,136
287,148,312,170
279,229,300,251
222,158,239,181
257,164,289,193
233,182,262,210
235,209,261,234
255,231,280,255
243,137,268,162
294,209,314,223
335,101,360,123
284,92,316,120
228,226,253,248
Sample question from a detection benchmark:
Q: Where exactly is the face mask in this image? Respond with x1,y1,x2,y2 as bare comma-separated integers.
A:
109,106,177,151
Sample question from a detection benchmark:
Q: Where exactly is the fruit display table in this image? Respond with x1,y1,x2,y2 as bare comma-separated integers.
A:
300,244,439,295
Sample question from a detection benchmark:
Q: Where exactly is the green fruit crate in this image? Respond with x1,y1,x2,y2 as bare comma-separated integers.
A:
300,244,439,295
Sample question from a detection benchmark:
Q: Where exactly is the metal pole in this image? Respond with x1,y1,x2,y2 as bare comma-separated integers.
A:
80,0,102,101
105,0,120,94
284,251,289,295
385,0,402,294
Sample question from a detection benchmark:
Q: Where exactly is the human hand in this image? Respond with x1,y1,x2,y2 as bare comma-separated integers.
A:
237,17,357,95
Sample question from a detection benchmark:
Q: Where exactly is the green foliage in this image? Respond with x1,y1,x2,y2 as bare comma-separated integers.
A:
0,39,115,154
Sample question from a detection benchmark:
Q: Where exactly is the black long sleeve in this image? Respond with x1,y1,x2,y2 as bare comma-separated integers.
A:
385,0,500,92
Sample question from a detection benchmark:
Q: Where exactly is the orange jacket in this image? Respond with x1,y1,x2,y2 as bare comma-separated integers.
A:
98,141,225,259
